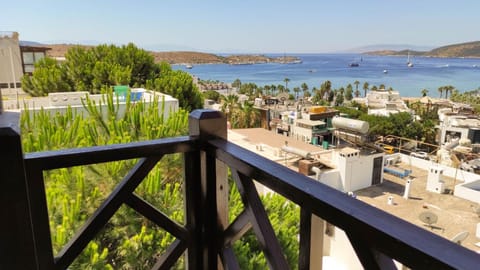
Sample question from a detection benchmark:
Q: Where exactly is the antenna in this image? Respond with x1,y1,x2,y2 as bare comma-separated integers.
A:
419,211,438,230
450,231,469,245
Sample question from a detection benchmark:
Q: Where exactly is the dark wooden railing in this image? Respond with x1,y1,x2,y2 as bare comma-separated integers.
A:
1,109,479,269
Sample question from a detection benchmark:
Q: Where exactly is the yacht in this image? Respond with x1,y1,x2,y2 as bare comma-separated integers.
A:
407,51,414,67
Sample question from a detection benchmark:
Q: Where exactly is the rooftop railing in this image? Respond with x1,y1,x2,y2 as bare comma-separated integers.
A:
1,109,479,269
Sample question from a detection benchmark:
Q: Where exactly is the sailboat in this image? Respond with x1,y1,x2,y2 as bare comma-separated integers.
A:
407,51,414,67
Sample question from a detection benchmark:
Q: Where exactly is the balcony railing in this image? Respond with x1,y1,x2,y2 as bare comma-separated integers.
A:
1,109,479,269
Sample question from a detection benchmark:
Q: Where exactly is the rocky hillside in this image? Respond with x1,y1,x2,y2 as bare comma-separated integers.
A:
365,41,480,58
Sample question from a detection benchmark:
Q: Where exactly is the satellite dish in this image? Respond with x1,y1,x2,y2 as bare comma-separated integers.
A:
419,211,438,229
451,231,469,245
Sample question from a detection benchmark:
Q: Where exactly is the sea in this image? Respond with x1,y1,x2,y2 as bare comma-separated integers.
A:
173,54,480,97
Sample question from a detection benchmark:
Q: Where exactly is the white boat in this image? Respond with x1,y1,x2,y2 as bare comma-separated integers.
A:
185,64,193,69
383,69,388,74
407,51,414,67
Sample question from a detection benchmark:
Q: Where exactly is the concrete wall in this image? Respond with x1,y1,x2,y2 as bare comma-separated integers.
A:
401,153,480,183
325,228,362,270
21,91,179,121
317,170,343,190
291,125,313,143
454,180,480,204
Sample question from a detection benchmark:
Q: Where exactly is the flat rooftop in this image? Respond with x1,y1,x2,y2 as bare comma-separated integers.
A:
356,162,480,253
229,128,480,253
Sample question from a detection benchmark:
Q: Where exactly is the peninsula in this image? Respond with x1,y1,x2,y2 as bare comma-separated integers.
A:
44,44,301,65
365,40,480,58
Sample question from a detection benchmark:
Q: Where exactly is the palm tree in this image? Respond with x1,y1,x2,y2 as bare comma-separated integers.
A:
363,82,369,97
444,85,455,99
322,80,332,100
354,89,361,98
354,80,360,92
221,94,239,122
293,87,301,100
264,85,271,96
421,88,428,97
284,78,290,92
270,84,277,96
301,82,309,98
438,86,444,99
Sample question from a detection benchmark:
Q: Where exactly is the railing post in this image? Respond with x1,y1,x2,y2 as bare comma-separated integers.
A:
0,112,37,269
187,109,228,270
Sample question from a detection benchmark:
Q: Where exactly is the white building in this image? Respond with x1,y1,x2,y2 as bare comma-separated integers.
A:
291,118,326,144
437,108,480,145
17,89,179,120
228,128,387,269
364,89,412,116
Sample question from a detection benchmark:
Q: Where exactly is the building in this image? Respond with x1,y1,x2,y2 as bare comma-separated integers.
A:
0,31,50,90
5,88,179,121
228,126,480,268
0,31,23,89
353,89,412,116
437,108,480,145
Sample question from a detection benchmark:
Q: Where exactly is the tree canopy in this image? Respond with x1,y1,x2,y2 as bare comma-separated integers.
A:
22,43,203,110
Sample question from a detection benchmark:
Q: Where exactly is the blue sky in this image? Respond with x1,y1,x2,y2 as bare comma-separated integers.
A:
3,0,479,53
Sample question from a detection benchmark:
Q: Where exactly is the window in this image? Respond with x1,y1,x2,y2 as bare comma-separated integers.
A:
22,52,34,64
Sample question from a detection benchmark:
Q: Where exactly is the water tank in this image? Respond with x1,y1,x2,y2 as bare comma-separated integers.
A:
332,117,369,134
309,106,326,113
281,146,311,159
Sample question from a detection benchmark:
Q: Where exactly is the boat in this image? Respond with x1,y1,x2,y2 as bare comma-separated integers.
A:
407,51,414,67
349,62,359,67
185,64,193,69
383,69,388,74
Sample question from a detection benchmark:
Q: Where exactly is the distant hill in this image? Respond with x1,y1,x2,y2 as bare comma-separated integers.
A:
365,41,480,58
34,43,300,65
19,40,45,46
346,44,434,53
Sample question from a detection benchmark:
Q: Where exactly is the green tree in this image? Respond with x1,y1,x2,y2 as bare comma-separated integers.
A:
354,80,360,92
221,94,240,123
444,85,455,99
363,82,370,97
345,87,353,101
335,91,344,106
438,86,444,98
270,84,277,96
301,82,309,93
354,89,361,98
293,87,301,100
22,43,202,111
421,88,429,97
283,77,290,92
146,62,203,110
232,78,242,89
203,90,221,102
22,57,72,96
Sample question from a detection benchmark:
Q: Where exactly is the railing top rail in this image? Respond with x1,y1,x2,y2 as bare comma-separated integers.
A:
206,138,480,269
25,136,197,170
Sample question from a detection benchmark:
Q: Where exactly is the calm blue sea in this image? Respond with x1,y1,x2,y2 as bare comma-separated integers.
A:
173,54,480,97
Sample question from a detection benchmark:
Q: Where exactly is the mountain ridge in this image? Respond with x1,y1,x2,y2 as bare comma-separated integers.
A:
364,41,480,58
